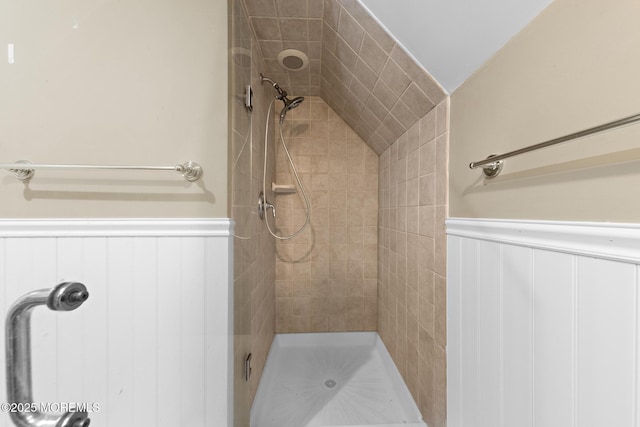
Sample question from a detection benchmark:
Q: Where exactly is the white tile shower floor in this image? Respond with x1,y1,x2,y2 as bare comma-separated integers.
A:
250,332,427,427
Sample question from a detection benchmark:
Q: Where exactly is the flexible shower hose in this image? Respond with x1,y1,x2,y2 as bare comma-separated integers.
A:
262,98,311,240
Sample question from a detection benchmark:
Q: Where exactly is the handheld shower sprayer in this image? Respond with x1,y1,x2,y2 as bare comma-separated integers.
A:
260,73,305,123
258,72,311,241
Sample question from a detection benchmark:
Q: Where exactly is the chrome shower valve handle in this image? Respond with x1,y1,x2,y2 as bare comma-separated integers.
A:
258,191,276,220
266,201,276,218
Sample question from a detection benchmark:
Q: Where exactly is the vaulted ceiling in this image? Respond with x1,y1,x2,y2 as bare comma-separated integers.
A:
361,0,554,93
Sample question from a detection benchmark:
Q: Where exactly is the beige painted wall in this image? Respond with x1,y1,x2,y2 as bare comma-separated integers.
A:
0,0,228,218
450,0,640,222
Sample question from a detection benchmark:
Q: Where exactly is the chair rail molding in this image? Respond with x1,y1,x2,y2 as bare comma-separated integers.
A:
447,218,640,264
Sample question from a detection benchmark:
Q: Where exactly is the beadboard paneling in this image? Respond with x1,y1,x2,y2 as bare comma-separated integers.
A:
447,218,640,427
0,219,233,427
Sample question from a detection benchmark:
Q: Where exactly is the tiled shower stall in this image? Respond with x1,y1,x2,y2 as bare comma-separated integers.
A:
230,0,449,425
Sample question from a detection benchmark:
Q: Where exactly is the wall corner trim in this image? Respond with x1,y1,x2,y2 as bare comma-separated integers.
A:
446,217,640,264
0,218,235,238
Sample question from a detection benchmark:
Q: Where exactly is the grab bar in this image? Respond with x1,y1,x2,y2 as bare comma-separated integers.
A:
5,282,91,427
469,113,640,178
0,160,203,182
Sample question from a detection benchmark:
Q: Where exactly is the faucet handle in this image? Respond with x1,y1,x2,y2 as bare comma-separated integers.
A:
266,202,276,218
258,191,277,220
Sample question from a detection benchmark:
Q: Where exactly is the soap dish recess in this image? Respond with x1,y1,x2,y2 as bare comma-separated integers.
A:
272,183,296,194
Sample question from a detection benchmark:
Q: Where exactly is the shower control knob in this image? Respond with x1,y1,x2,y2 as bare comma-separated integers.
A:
258,191,277,220
267,201,276,218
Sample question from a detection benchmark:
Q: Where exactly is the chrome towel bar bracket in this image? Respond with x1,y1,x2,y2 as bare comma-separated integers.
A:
5,282,91,427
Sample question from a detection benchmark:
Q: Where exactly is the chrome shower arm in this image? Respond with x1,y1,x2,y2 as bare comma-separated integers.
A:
6,283,91,427
259,73,288,98
259,73,277,88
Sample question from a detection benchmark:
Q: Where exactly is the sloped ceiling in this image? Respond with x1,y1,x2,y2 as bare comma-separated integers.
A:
241,0,550,154
360,0,554,93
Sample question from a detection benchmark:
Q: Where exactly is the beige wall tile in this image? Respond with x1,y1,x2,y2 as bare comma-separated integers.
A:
371,81,396,112
381,59,412,96
251,17,282,40
392,100,419,130
433,344,447,427
309,19,323,41
275,97,377,333
434,205,447,276
354,59,379,91
419,139,436,176
340,0,395,53
420,109,437,145
377,98,448,426
407,178,420,206
435,136,448,201
275,0,307,18
397,156,408,183
419,236,435,270
338,8,365,51
406,207,419,235
245,0,277,16
419,353,435,426
311,315,329,332
280,18,309,41
435,98,449,137
359,35,388,74
292,316,311,332
396,182,407,207
329,315,347,332
406,154,419,180
402,83,435,119
434,274,447,348
311,276,330,294
420,174,436,206
276,280,292,297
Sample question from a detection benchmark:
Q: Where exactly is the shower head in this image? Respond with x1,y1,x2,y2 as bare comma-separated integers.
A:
260,73,305,123
279,95,305,122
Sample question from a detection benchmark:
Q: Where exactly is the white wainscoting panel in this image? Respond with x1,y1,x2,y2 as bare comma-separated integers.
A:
0,219,233,427
447,218,640,427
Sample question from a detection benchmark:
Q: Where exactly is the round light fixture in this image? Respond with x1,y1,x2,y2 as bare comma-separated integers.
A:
277,49,309,71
